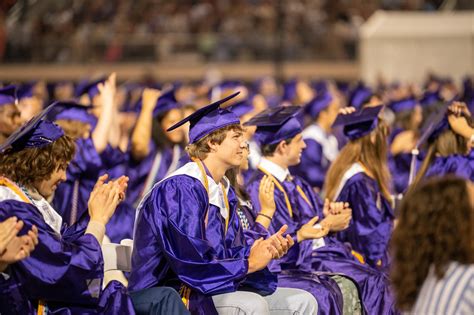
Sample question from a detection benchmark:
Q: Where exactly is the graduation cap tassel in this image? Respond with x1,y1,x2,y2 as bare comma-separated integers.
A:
407,148,419,186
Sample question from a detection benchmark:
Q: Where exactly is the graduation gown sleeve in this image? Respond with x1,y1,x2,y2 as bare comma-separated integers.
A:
0,200,104,305
129,175,248,296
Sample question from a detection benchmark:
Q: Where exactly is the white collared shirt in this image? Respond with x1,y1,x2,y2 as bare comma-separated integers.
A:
258,158,290,182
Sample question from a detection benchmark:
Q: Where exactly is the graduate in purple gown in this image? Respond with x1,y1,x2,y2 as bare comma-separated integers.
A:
324,105,394,269
412,101,474,187
387,97,423,195
244,106,399,314
0,105,139,314
127,88,186,208
226,146,345,315
51,75,127,230
130,92,318,315
0,85,22,145
290,86,341,191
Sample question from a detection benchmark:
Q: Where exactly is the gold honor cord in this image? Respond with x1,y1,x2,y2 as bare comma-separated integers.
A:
257,166,317,215
191,158,229,233
257,166,293,218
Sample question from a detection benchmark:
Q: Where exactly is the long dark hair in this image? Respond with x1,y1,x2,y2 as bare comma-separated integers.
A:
391,176,474,311
225,167,250,202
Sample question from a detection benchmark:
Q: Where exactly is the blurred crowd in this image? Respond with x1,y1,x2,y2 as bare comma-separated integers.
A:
2,0,471,63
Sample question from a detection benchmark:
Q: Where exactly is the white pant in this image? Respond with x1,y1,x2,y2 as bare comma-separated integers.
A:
212,287,318,315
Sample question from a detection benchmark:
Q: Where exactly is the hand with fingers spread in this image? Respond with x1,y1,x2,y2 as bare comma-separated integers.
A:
320,199,352,232
296,216,329,242
266,225,295,259
247,237,276,274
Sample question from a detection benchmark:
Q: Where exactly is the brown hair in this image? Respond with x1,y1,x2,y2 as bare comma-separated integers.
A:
391,176,474,311
261,138,293,157
186,124,243,160
411,129,468,188
0,135,76,186
324,120,391,201
55,119,90,141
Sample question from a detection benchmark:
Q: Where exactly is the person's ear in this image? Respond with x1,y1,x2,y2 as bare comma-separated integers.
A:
208,140,219,153
276,140,287,154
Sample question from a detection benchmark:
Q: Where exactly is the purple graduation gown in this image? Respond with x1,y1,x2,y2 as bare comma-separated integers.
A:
107,143,185,243
335,172,394,269
53,137,103,226
0,199,135,314
129,167,277,314
236,202,344,315
53,137,130,243
246,169,399,315
425,154,474,181
126,142,184,208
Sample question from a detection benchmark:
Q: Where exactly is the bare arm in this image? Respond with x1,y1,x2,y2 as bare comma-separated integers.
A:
130,88,161,160
92,73,116,153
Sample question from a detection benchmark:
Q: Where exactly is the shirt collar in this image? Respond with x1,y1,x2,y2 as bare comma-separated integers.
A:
259,158,290,182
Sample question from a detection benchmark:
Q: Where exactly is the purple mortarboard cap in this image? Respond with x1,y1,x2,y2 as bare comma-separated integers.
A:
416,102,452,146
311,80,329,94
17,83,37,100
218,80,243,90
0,103,64,153
153,88,181,118
167,92,241,144
305,90,333,119
46,101,97,126
282,80,297,102
389,97,418,113
349,84,373,110
336,81,351,98
75,77,106,100
0,85,17,106
244,106,302,146
332,105,384,140
227,97,254,118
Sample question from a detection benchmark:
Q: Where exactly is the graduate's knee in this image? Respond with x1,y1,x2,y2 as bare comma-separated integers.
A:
212,291,269,314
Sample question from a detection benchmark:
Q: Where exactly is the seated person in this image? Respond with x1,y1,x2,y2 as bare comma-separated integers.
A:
130,93,318,314
391,176,473,314
0,104,183,314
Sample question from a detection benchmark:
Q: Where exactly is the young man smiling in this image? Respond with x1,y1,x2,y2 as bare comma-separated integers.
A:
129,93,318,314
